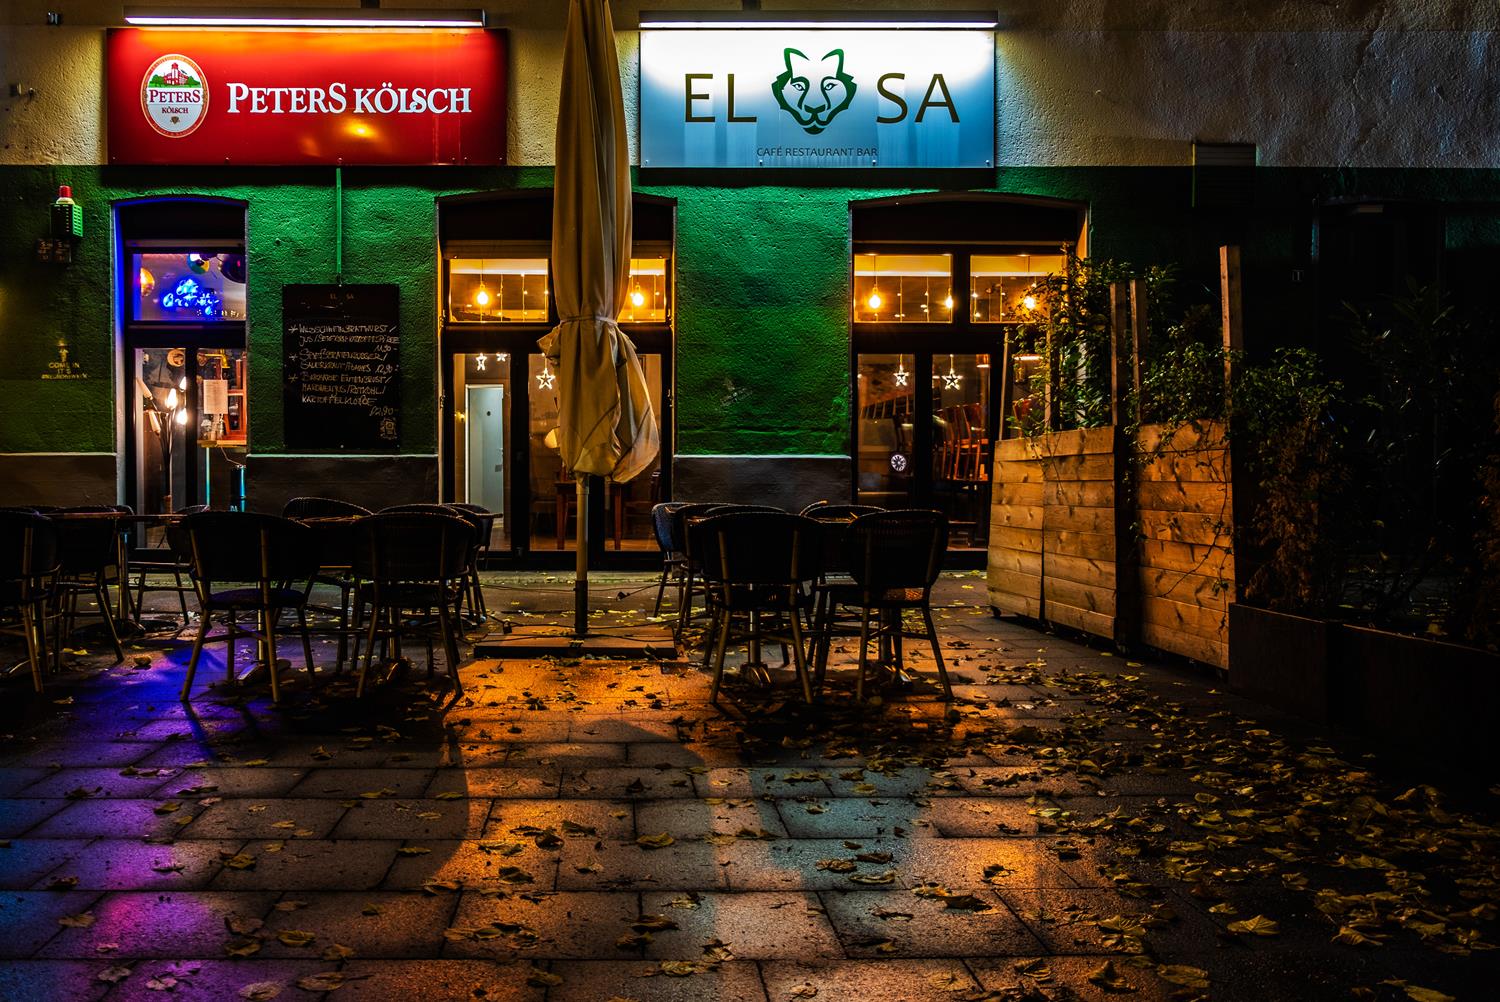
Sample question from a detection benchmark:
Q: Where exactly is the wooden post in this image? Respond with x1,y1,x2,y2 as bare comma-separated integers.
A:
996,329,1014,444
1220,245,1243,405
1109,282,1140,650
1220,244,1247,624
1129,277,1147,419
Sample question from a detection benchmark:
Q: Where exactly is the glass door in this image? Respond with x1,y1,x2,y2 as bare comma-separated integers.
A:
855,353,918,508
930,353,992,550
131,347,248,528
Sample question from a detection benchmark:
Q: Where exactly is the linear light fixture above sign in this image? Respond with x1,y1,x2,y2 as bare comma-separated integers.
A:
638,10,998,29
123,6,486,28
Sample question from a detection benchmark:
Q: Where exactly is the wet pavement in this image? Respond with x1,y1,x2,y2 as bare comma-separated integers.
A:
0,571,1495,1001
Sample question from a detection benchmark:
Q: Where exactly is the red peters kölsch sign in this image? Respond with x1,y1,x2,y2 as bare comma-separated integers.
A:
106,28,506,165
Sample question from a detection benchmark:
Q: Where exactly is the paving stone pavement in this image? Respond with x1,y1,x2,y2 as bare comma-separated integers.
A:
0,571,1496,1001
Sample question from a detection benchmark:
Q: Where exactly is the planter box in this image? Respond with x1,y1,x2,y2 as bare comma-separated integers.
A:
1230,604,1500,759
1227,603,1334,721
1336,624,1500,760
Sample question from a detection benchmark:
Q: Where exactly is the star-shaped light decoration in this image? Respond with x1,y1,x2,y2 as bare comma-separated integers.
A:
536,362,556,390
474,353,487,372
893,358,909,387
942,355,962,391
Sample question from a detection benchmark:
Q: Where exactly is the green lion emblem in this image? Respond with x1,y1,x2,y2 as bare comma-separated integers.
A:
772,47,856,135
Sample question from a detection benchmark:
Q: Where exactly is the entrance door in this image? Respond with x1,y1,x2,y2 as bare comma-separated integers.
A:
854,351,993,549
130,346,248,518
465,384,506,516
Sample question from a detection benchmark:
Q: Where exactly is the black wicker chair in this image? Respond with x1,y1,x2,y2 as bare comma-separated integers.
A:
700,511,822,705
179,512,318,703
814,509,952,702
0,512,60,693
50,510,126,667
649,501,689,616
672,502,729,643
129,504,207,631
450,503,498,624
352,512,474,697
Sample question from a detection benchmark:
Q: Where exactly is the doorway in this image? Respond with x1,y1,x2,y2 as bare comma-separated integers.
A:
116,198,249,529
848,195,1089,564
437,191,675,566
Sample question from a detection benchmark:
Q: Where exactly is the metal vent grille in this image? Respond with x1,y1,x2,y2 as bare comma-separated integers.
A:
1192,141,1256,209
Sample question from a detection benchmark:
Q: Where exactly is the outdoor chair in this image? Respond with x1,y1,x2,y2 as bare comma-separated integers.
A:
814,509,953,703
0,511,60,693
672,502,729,643
50,510,126,667
296,514,363,672
649,501,689,616
381,504,487,628
676,503,785,646
130,504,207,631
700,511,822,705
352,512,474,697
179,511,318,703
450,503,498,624
282,499,372,647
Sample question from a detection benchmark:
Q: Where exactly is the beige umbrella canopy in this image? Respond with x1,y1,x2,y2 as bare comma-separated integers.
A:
540,0,660,635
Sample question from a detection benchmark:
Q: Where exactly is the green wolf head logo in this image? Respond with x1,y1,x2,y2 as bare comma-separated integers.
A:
772,47,856,135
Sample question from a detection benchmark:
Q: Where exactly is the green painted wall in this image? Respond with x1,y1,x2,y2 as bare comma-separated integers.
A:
4,164,1499,464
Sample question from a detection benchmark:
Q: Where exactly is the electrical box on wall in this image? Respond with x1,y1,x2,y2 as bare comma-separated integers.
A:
37,185,83,264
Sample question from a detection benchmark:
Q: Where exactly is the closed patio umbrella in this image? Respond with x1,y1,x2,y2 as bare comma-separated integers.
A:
540,0,660,636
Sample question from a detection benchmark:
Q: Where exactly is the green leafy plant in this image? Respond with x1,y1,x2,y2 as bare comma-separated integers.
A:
1338,282,1499,636
1012,255,1141,435
1234,348,1348,616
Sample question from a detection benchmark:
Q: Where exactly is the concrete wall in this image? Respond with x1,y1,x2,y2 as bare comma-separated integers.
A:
9,4,1500,168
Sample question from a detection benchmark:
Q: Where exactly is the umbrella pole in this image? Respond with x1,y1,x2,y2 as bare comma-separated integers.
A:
574,474,589,637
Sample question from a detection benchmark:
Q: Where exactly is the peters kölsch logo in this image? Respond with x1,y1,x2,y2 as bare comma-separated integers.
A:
140,54,208,138
772,47,856,135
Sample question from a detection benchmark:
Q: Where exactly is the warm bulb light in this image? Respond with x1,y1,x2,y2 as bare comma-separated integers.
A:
867,290,883,310
630,289,646,308
1022,294,1038,311
164,388,178,409
174,407,188,426
474,286,491,307
943,295,954,310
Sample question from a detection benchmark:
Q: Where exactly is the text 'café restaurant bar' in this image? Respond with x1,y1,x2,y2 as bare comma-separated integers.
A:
3,2,1490,567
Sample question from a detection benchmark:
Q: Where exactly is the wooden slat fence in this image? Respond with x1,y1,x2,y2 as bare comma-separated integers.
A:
986,422,1234,667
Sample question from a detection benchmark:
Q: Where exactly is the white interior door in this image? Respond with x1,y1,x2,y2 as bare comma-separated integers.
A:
465,384,505,515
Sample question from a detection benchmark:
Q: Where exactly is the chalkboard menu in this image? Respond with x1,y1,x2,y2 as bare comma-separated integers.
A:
283,284,400,450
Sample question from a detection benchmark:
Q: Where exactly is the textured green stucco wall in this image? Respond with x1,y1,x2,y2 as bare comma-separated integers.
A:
4,164,1499,464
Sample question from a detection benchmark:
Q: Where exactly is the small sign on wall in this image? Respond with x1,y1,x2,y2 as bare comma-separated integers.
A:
640,28,994,168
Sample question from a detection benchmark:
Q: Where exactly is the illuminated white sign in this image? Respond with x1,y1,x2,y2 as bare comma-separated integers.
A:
640,29,994,168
